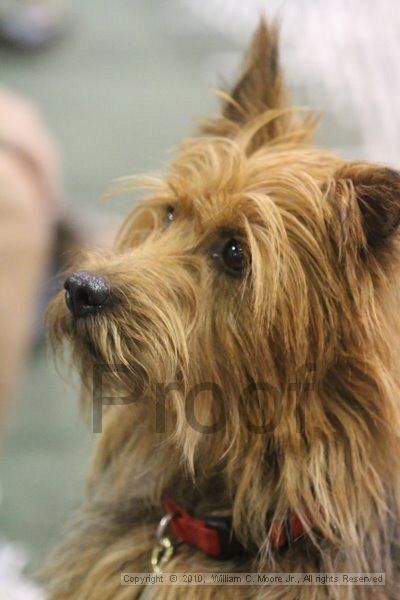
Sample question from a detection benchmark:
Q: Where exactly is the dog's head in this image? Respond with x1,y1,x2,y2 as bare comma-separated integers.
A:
48,20,400,546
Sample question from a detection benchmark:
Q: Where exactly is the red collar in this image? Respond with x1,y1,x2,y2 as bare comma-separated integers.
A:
163,494,308,560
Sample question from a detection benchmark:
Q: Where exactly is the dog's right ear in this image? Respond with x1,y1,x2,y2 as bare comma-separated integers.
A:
202,18,306,146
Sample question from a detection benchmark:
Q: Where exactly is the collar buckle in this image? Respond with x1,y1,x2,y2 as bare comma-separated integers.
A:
151,511,179,573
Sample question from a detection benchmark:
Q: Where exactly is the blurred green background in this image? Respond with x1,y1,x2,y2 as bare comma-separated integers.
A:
0,0,358,574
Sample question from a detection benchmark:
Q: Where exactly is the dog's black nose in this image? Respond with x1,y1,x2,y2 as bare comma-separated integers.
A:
64,270,110,319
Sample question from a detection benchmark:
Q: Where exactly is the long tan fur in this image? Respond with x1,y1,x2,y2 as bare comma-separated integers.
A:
42,19,400,599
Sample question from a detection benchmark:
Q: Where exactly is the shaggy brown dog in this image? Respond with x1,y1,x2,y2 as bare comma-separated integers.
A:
43,19,400,600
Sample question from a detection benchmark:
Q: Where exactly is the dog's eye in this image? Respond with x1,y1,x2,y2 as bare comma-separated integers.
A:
212,237,246,277
166,205,175,223
222,239,244,274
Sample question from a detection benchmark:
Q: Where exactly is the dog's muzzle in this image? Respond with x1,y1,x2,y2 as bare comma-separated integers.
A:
64,270,110,319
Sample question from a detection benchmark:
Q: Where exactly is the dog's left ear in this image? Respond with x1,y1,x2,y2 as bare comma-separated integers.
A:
221,19,285,125
335,163,400,252
202,18,302,144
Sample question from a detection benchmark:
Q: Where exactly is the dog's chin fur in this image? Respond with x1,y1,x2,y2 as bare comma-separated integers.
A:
42,19,400,600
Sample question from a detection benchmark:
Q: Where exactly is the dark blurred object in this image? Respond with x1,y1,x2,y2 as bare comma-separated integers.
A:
0,1,68,52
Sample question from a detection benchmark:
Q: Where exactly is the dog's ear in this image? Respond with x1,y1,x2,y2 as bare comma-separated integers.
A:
202,19,304,144
335,163,400,252
222,19,285,125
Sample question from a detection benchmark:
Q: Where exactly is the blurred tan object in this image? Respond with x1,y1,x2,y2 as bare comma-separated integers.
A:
0,88,60,209
0,89,58,432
